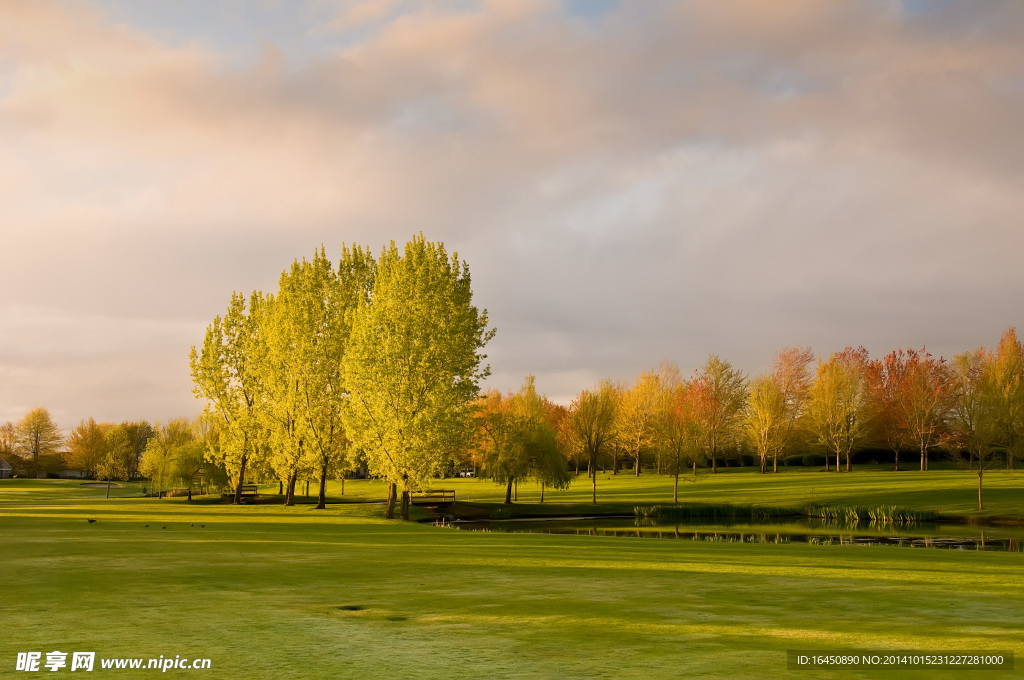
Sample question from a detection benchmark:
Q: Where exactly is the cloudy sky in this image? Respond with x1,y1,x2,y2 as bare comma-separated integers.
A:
2,0,1022,431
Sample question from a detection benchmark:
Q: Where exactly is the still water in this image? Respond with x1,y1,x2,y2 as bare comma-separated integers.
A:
447,517,1024,551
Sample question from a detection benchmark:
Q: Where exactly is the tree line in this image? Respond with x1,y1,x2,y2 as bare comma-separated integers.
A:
530,329,1021,510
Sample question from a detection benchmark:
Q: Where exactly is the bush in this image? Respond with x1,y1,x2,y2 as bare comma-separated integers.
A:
740,455,755,467
783,455,804,467
802,454,825,467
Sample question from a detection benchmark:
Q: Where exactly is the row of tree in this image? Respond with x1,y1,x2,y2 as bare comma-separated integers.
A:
190,237,493,518
535,329,1022,509
0,409,153,493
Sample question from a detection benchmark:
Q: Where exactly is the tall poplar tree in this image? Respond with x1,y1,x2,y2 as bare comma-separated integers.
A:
342,236,494,519
190,292,268,504
259,246,375,507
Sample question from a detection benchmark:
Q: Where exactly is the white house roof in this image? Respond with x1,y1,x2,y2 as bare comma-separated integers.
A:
0,457,13,471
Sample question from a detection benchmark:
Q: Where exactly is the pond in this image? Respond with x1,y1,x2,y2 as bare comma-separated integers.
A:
446,517,1024,551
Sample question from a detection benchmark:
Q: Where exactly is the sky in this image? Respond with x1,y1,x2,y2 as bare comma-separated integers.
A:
1,0,1022,431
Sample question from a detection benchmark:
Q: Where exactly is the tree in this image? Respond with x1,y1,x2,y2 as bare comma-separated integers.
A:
122,421,154,479
743,375,787,474
900,349,950,472
807,348,870,472
989,327,1024,470
477,377,570,504
566,380,617,504
64,418,113,477
343,236,494,520
770,346,815,472
614,370,661,476
867,348,950,472
259,246,375,508
1,421,18,469
657,379,704,502
866,352,910,471
16,407,63,477
190,291,268,504
691,356,747,473
97,424,134,498
945,348,998,510
140,419,211,500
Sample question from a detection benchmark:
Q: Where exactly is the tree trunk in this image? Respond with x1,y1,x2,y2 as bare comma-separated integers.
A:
106,478,111,498
760,457,766,474
825,450,830,472
635,453,640,476
514,479,518,501
673,471,679,503
305,479,309,497
978,469,984,511
284,471,298,506
692,460,696,477
894,448,900,472
773,453,778,473
233,454,248,505
385,482,396,519
187,485,192,502
591,456,597,504
316,462,328,510
921,444,926,471
278,480,283,495
711,450,717,474
341,476,345,496
846,449,851,473
400,490,410,520
504,477,514,504
540,483,545,503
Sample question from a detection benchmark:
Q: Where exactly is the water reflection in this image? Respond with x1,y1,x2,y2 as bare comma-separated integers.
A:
449,518,1024,552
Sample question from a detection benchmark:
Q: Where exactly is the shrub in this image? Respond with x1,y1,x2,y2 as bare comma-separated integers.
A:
802,454,826,467
740,455,755,467
783,455,804,467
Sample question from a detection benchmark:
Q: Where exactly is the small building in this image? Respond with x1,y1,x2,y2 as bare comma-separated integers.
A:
0,458,13,479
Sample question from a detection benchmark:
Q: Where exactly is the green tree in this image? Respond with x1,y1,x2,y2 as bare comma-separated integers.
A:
190,291,268,504
98,424,134,498
64,418,113,477
259,245,375,507
16,407,63,477
567,380,617,504
343,236,494,519
141,419,208,500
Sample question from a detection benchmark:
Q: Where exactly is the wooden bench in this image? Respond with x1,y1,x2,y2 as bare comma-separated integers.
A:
410,489,456,505
239,484,259,497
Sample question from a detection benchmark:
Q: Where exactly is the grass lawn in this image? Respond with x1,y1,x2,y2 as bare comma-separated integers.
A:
1,474,1022,679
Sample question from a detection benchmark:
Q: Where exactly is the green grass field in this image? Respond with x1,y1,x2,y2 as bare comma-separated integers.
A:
2,471,1022,679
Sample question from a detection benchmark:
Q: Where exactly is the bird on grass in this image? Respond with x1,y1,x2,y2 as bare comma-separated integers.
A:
86,519,96,523
162,526,166,529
